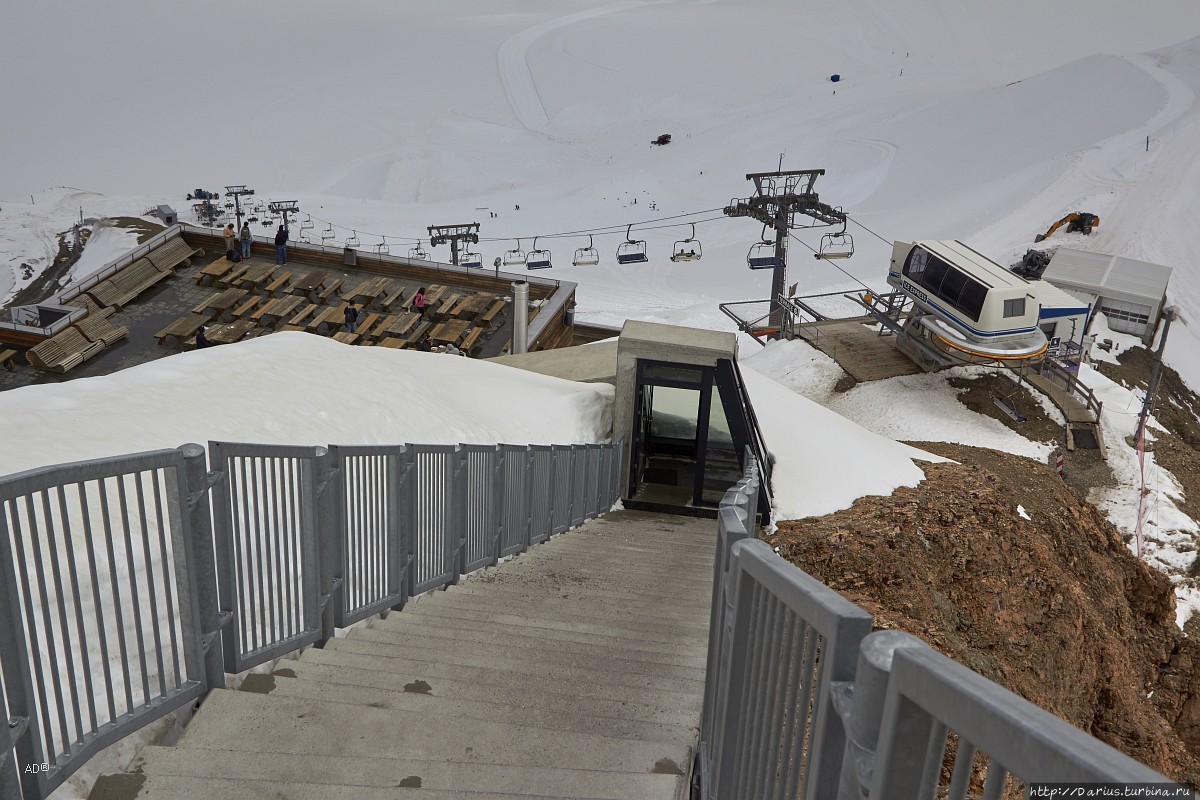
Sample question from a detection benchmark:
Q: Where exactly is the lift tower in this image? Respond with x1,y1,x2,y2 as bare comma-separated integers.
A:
428,223,481,267
723,169,845,333
267,201,301,231
224,185,255,231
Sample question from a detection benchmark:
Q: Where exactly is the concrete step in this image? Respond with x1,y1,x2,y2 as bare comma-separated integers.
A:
91,773,658,800
403,601,708,645
417,588,711,629
299,645,705,707
326,635,707,689
272,659,701,727
344,626,707,680
246,672,696,744
367,616,708,668
124,746,682,799
177,689,691,777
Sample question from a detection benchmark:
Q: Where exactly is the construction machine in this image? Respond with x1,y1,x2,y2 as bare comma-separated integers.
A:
1035,212,1099,242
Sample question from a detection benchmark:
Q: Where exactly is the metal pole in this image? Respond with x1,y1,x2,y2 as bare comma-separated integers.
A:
1136,308,1174,445
180,444,226,693
451,239,460,267
769,204,789,335
511,280,529,354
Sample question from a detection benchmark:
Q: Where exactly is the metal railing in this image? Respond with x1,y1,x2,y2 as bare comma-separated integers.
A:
697,456,1179,799
0,438,622,800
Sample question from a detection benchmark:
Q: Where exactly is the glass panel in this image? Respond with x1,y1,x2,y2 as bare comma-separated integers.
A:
643,363,705,386
649,386,700,441
701,394,741,505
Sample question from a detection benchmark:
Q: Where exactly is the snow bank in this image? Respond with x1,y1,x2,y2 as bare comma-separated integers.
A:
0,333,614,476
740,363,948,521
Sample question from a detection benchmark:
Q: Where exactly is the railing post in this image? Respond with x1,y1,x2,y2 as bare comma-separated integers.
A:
0,681,21,800
449,447,468,584
835,630,929,800
179,443,226,693
395,447,416,608
314,447,342,646
523,448,535,551
0,500,39,800
491,447,505,565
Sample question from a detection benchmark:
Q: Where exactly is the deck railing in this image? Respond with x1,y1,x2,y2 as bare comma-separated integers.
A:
697,455,1178,799
0,438,622,800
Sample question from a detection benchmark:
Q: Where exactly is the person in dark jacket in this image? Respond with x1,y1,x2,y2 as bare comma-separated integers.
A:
274,225,289,265
240,222,252,260
196,326,213,349
415,337,433,352
343,304,359,333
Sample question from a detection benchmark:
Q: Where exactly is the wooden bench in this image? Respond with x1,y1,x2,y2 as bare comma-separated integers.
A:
279,325,306,333
65,294,113,317
72,313,129,347
26,328,104,373
380,284,408,311
460,327,487,356
145,238,201,272
405,321,433,347
195,257,237,286
480,299,507,327
232,262,276,290
253,295,304,328
435,292,463,319
354,312,380,337
378,337,405,349
263,271,292,297
286,304,321,328
86,257,170,309
332,331,360,345
218,263,251,289
0,348,18,371
316,277,344,303
193,287,248,319
205,319,257,345
155,313,210,346
308,303,348,334
233,296,264,320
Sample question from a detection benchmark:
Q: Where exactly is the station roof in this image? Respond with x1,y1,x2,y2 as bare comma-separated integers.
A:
1043,248,1171,303
918,240,1029,288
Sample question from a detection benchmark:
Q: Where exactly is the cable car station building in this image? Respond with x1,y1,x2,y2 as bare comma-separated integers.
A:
1040,247,1173,339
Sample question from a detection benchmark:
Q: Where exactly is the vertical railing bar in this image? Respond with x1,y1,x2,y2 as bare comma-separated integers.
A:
764,609,797,800
918,721,949,799
793,624,820,788
981,760,1008,800
282,457,299,638
948,739,977,800
780,616,808,800
263,457,281,642
244,456,265,652
225,455,248,657
76,482,116,723
149,472,182,689
358,455,367,610
733,582,767,793
115,475,152,707
346,455,357,612
97,478,135,718
132,471,169,699
253,457,276,649
55,483,99,735
232,457,255,654
368,454,377,606
13,495,61,763
40,487,84,749
748,591,784,799
277,455,294,640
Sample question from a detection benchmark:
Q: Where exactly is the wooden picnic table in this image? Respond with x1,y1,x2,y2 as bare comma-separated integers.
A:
451,293,495,319
154,313,210,346
292,269,330,297
422,284,448,309
332,331,360,345
428,319,470,346
204,319,257,345
380,283,408,311
194,287,247,318
308,303,349,333
346,276,392,307
435,292,464,318
381,312,419,338
233,261,276,289
254,295,304,327
378,337,406,349
195,258,238,287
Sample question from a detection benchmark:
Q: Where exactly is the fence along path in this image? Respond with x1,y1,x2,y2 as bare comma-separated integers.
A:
92,509,714,800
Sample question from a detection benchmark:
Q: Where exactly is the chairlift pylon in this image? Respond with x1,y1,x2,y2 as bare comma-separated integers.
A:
503,240,526,267
573,235,600,267
814,213,854,260
748,226,781,270
409,239,428,260
526,237,552,270
345,230,361,248
670,223,702,262
616,224,648,265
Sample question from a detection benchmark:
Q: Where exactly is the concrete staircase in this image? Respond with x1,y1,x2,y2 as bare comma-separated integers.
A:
90,510,715,800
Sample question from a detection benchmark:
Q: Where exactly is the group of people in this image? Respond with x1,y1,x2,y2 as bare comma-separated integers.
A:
222,222,289,265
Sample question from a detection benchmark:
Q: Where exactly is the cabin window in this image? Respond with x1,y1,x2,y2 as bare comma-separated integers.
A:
1003,298,1026,318
903,247,985,322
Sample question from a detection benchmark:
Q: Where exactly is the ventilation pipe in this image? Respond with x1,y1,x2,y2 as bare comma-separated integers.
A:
511,280,529,354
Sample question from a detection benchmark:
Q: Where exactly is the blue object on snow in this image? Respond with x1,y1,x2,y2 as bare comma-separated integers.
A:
830,74,841,82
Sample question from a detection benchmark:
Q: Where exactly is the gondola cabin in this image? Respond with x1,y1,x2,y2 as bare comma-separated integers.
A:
888,240,1048,359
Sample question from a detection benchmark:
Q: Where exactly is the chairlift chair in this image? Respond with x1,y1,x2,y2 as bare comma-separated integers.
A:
573,235,600,267
461,249,482,268
670,224,702,262
526,237,552,270
748,228,781,270
503,240,527,267
409,240,428,260
376,236,390,256
616,225,648,265
301,215,315,231
814,215,854,260
321,224,335,241
345,230,361,248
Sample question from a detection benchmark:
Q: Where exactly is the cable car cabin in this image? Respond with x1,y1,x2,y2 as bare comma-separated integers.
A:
747,242,781,270
888,240,1048,358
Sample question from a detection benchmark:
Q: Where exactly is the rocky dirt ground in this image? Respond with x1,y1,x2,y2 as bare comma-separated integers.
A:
772,351,1200,788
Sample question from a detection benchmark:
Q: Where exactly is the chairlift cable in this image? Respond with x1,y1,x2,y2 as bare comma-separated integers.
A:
845,215,893,246
788,232,874,293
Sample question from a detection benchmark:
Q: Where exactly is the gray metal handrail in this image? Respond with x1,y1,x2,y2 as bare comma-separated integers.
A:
697,456,1180,800
0,437,623,800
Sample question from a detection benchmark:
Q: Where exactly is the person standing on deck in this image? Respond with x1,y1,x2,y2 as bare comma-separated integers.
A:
223,224,236,256
412,287,427,318
274,225,289,265
343,304,359,334
239,222,252,260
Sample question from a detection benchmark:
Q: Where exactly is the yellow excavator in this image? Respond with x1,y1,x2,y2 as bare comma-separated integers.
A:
1035,212,1099,242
